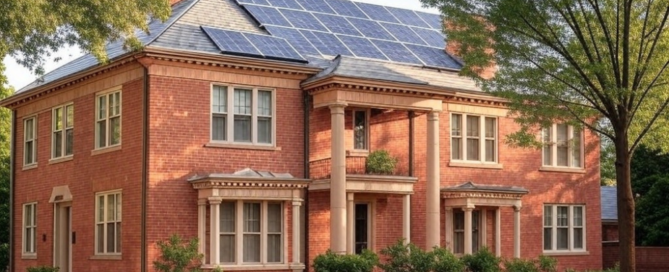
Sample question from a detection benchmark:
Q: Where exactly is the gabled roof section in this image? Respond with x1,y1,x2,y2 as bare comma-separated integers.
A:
601,186,618,222
442,181,529,194
188,168,309,190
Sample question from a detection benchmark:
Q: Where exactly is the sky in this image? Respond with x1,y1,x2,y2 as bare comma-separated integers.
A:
2,0,438,90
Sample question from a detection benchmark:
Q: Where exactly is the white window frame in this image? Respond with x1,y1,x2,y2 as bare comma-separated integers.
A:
450,113,498,163
542,124,583,168
218,200,285,266
52,103,74,159
22,202,37,256
543,204,586,253
95,90,122,149
210,85,276,146
24,116,37,166
352,109,370,151
95,190,122,255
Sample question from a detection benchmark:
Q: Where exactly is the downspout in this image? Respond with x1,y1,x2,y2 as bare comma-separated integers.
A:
141,67,149,272
408,111,414,176
9,110,16,272
303,92,310,270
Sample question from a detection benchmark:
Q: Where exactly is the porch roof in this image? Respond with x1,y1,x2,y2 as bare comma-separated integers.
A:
441,182,528,207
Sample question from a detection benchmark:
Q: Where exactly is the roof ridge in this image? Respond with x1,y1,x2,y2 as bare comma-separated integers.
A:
145,0,202,46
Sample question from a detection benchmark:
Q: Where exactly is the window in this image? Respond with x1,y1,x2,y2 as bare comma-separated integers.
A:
23,203,37,255
52,104,74,158
543,205,585,252
95,91,121,149
451,114,497,162
353,110,369,150
211,86,274,145
95,191,122,254
24,117,37,166
453,209,480,254
354,203,370,254
219,201,283,265
542,124,582,168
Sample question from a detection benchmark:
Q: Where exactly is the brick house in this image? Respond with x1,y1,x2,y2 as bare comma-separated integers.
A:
1,0,602,271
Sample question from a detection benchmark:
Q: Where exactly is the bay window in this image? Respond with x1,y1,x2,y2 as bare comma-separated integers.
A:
219,201,283,265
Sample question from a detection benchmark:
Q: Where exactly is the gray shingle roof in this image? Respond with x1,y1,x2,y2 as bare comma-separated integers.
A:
601,186,618,221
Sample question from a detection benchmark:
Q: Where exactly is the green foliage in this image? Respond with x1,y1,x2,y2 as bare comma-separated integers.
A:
461,247,500,272
26,266,59,272
378,240,464,272
537,255,557,272
504,258,539,272
153,234,203,272
0,86,12,272
312,249,378,272
365,150,398,175
432,247,465,272
635,175,669,246
631,145,669,195
600,137,616,186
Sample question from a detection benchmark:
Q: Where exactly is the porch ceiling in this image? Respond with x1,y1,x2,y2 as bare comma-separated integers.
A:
309,174,417,194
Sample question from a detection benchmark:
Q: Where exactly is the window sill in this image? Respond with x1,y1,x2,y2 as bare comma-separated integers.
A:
205,142,281,151
202,264,303,271
21,254,37,260
347,149,369,157
89,254,122,260
539,166,586,173
542,250,589,256
91,145,122,156
22,164,38,171
449,161,503,169
49,155,73,165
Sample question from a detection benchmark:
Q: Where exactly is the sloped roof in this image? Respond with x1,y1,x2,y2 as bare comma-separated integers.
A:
601,186,618,222
188,167,298,181
442,181,529,194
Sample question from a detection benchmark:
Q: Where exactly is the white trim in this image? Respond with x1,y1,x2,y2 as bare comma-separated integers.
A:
543,204,587,253
22,202,37,256
450,113,498,164
542,124,584,169
51,103,74,159
23,116,37,166
94,190,122,256
94,89,122,149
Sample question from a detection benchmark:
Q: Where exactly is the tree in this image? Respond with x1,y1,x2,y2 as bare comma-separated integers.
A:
421,0,669,271
635,175,669,246
601,136,616,186
0,84,12,272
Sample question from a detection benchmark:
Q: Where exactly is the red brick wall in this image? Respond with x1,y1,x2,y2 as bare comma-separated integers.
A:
602,224,619,242
12,72,145,271
603,243,669,272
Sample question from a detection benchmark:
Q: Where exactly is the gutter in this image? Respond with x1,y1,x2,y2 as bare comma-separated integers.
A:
9,110,15,272
303,92,310,270
141,67,149,272
409,111,414,177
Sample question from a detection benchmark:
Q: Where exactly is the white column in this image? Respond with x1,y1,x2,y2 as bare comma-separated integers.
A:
330,102,347,254
346,193,355,254
464,206,474,254
426,111,441,249
402,194,411,244
198,199,207,263
495,208,501,257
481,209,487,247
209,197,222,265
514,205,522,258
444,206,453,251
292,200,302,265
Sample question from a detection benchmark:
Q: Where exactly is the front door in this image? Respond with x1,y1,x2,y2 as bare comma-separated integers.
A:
54,203,72,272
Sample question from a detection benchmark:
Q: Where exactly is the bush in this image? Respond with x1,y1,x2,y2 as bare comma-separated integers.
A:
461,247,500,272
504,258,539,272
313,249,378,272
537,255,557,272
153,234,203,272
378,240,464,272
27,267,59,272
366,150,398,175
432,247,465,272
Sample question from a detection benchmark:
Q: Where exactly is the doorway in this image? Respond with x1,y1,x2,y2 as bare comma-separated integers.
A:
54,202,71,272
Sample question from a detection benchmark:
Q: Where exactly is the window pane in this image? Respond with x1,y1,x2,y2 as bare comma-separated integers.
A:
107,222,116,253
557,228,568,249
557,146,568,166
573,206,583,226
54,108,63,130
25,227,31,252
258,91,272,116
485,140,495,162
543,145,552,166
98,196,105,222
451,114,461,136
25,119,33,140
243,203,260,232
452,138,461,160
543,127,551,143
234,115,252,142
543,228,552,250
485,117,495,138
98,96,106,120
355,204,369,254
97,224,104,253
213,86,228,113
116,223,122,253
557,207,569,226
220,235,235,262
466,116,480,137
267,203,282,233
267,234,281,262
65,129,74,155
454,232,464,254
24,141,33,164
544,206,552,226
234,89,252,115
258,117,272,144
97,120,107,147
572,129,582,167
113,92,121,116
354,111,367,150
574,228,583,249
212,114,227,141
54,131,62,157
557,124,568,142
220,202,236,232
243,234,260,262
66,105,74,128
467,139,480,160
116,194,122,221
110,116,121,145
108,194,116,221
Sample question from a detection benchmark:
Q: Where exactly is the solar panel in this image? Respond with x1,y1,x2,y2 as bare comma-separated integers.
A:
244,5,292,27
316,14,362,36
381,23,427,45
244,32,306,61
411,27,446,48
371,40,422,64
265,25,320,55
385,7,431,28
295,0,335,14
201,26,262,56
266,0,303,10
346,18,395,40
300,30,354,56
405,44,460,69
354,2,400,23
327,0,368,19
337,35,387,60
416,11,443,30
237,0,270,5
279,9,328,31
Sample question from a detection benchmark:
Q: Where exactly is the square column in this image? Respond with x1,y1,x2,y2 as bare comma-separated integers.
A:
329,102,348,254
495,208,501,257
514,205,522,258
209,197,222,265
444,207,453,251
463,206,474,254
292,200,302,265
426,111,441,248
346,193,355,254
403,194,411,244
198,199,207,263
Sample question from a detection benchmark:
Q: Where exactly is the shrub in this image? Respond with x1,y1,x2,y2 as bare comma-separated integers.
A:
313,249,378,272
537,255,557,272
432,247,465,272
153,234,203,272
461,247,500,272
366,150,398,175
504,258,539,272
27,267,59,272
379,240,464,272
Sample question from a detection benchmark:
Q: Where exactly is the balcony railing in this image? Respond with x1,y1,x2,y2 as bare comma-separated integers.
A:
309,155,409,180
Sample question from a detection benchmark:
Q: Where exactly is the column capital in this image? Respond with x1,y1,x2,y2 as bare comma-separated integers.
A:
208,197,223,205
292,200,303,207
514,205,522,212
328,102,348,112
198,199,208,206
427,111,441,121
462,205,475,212
347,192,355,201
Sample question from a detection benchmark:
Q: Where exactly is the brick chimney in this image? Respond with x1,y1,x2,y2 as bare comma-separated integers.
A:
444,21,497,80
169,0,181,5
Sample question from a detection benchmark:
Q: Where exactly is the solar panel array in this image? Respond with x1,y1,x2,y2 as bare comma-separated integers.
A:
235,0,461,69
201,26,307,63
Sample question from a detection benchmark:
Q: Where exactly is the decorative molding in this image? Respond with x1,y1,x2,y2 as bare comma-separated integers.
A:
309,174,416,194
441,191,525,200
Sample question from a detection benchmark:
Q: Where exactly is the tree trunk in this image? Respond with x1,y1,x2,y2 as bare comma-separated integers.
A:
614,136,635,272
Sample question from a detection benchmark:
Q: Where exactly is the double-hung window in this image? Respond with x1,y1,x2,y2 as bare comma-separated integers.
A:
52,104,74,158
95,91,121,149
219,201,283,265
24,117,37,166
451,113,497,162
353,110,369,150
95,191,122,255
543,205,585,252
452,209,481,254
211,85,274,145
542,124,582,168
23,203,37,256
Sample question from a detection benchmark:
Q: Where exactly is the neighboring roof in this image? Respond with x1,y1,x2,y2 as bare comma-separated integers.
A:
601,186,618,222
441,181,529,194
